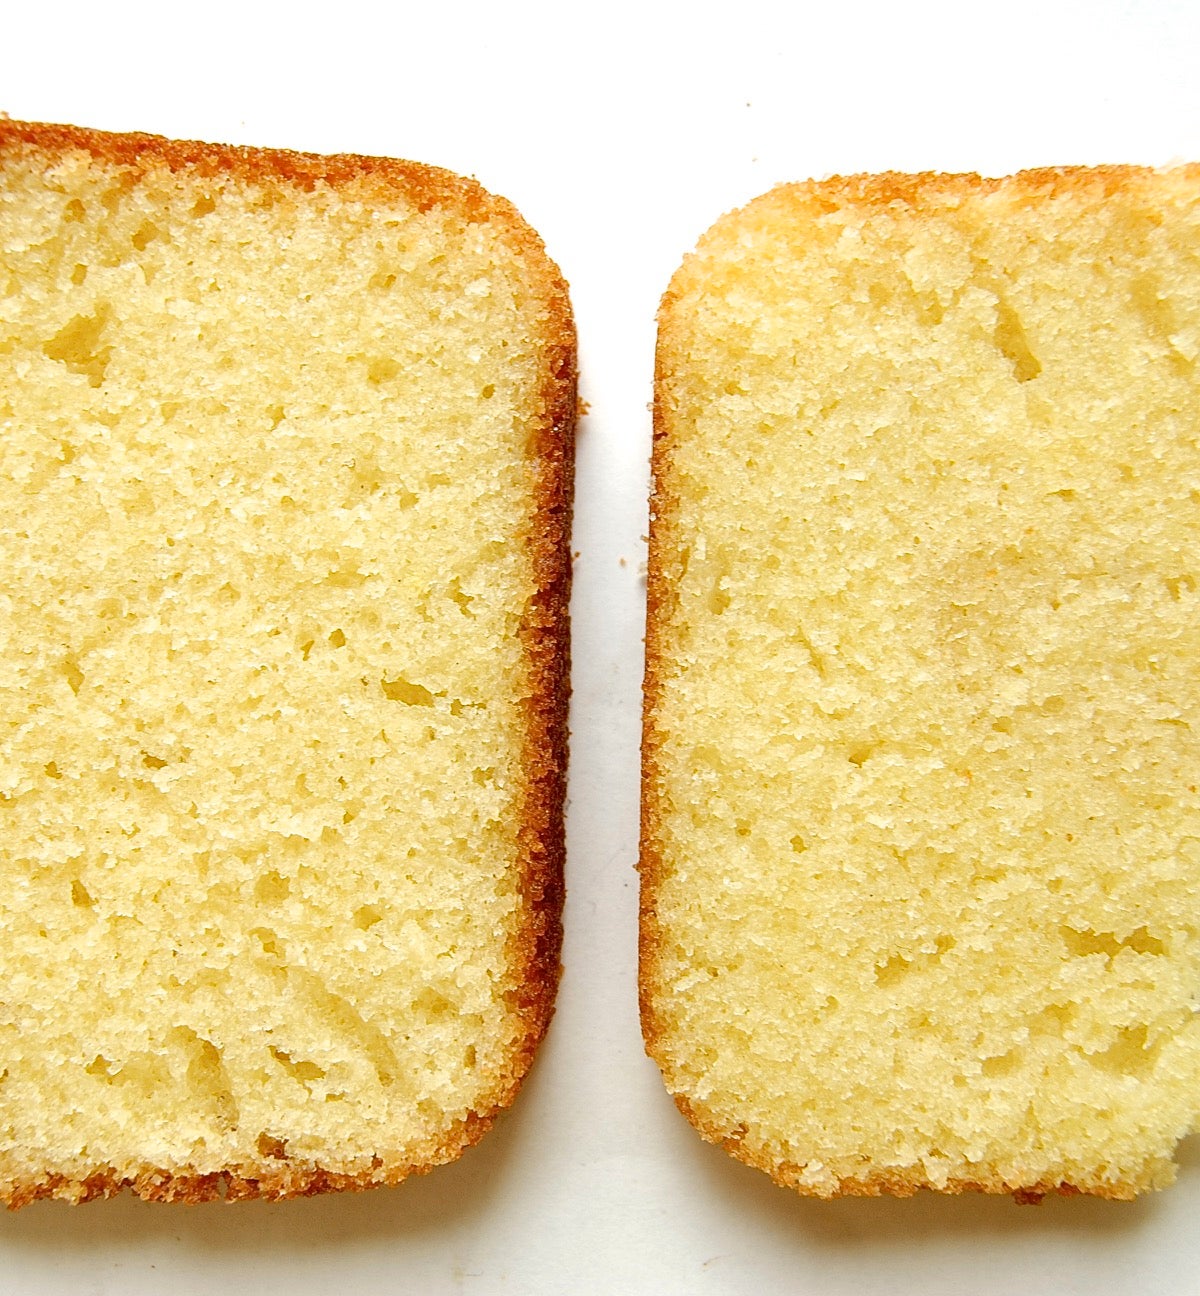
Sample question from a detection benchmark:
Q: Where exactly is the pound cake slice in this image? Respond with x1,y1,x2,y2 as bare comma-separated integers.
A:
642,167,1200,1200
0,120,573,1206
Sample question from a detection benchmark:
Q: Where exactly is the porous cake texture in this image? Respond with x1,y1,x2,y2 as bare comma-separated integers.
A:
0,120,574,1206
642,167,1200,1200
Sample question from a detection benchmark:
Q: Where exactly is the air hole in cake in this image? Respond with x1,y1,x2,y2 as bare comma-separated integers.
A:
415,989,452,1019
993,298,1042,382
792,627,827,677
365,356,400,384
354,905,382,930
269,1047,325,1084
875,954,913,987
916,293,944,325
1061,926,1166,958
256,1133,288,1159
252,928,283,956
253,871,290,904
381,676,434,706
176,1029,238,1131
1033,1003,1075,1036
707,574,731,616
448,579,474,616
43,305,112,387
130,220,162,251
287,970,399,1087
324,568,368,589
1087,1025,1161,1076
981,1049,1022,1078
60,653,84,695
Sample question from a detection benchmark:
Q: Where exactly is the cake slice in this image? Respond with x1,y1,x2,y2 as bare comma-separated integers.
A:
642,167,1200,1200
0,119,574,1206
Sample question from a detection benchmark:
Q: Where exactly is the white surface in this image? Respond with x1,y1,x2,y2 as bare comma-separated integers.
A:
3,1,1200,1291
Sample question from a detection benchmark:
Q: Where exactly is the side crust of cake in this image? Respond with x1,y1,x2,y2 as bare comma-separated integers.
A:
0,119,575,1206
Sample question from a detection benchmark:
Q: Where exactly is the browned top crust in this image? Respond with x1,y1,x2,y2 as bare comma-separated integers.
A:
0,116,502,215
717,162,1200,218
0,119,575,1207
788,164,1190,208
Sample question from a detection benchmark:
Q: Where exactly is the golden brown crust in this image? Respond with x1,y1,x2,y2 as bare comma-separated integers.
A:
0,119,574,1209
640,164,1190,1204
501,183,576,1096
0,116,502,217
666,1094,1137,1202
1,1110,504,1208
638,300,684,1060
703,163,1200,225
781,164,1199,211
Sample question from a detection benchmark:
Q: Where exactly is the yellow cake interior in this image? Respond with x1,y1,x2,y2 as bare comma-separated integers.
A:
0,143,555,1197
647,171,1200,1197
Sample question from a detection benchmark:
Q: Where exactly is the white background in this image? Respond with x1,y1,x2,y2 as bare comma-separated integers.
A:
3,1,1200,1292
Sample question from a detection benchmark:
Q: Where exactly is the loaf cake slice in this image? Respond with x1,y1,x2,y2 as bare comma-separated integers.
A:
0,119,574,1206
642,167,1200,1200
